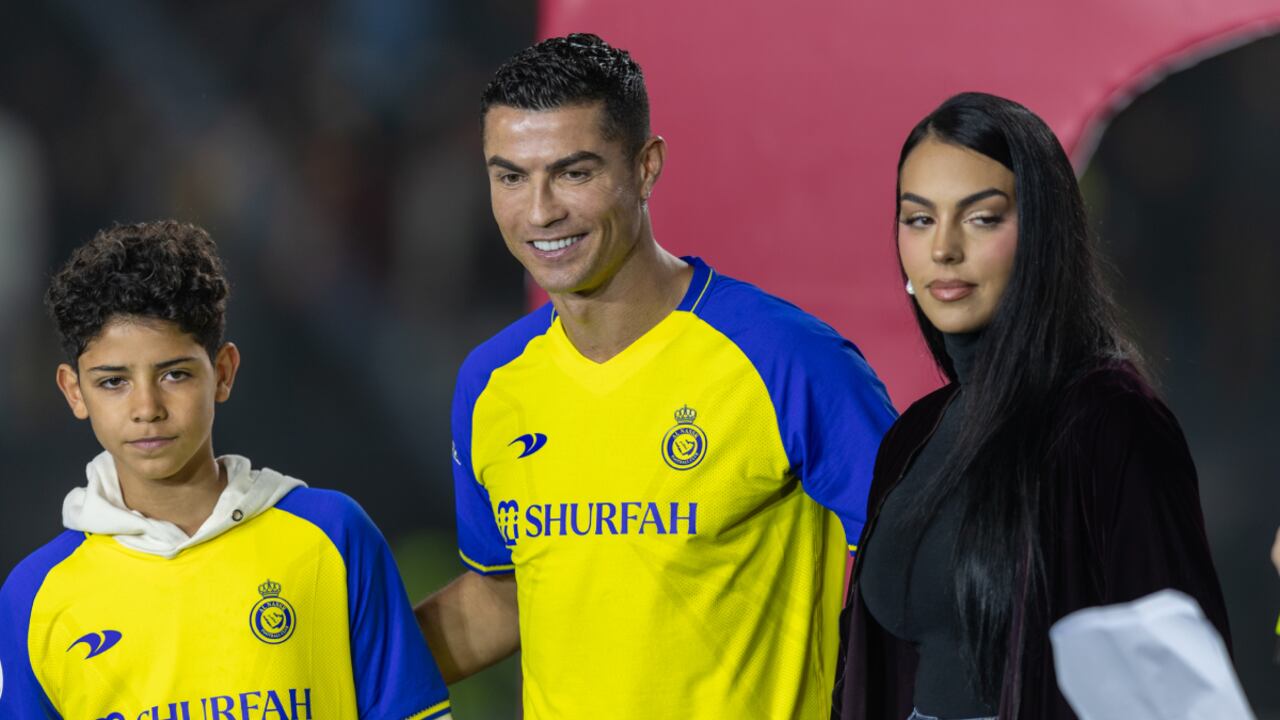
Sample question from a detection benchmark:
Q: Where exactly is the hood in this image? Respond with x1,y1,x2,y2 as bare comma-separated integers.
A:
62,450,306,559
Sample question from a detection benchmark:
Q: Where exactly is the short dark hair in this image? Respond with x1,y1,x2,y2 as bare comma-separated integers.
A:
481,33,650,158
46,220,230,363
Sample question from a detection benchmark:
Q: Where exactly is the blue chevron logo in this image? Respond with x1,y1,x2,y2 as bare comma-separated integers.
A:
67,630,123,659
508,433,548,458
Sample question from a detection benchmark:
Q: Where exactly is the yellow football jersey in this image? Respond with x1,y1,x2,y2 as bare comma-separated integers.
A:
0,488,450,720
453,258,896,718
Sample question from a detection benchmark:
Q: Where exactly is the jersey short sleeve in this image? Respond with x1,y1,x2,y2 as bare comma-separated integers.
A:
696,273,898,549
276,489,451,720
451,305,555,575
0,531,84,719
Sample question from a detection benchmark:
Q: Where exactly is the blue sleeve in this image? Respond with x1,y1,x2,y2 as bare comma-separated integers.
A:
451,306,553,575
0,532,83,719
277,490,450,720
452,369,515,575
698,278,898,549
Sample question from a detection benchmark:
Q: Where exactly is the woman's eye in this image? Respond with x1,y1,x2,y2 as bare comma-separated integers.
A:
970,214,1004,227
899,215,933,228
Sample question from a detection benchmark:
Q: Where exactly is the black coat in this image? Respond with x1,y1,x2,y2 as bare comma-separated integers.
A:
835,361,1231,720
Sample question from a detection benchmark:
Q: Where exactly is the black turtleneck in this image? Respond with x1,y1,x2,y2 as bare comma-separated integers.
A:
857,331,997,719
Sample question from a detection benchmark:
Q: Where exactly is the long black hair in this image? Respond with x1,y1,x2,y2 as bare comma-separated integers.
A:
896,92,1132,702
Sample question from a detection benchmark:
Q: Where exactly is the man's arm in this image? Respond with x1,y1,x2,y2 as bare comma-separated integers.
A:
416,570,519,683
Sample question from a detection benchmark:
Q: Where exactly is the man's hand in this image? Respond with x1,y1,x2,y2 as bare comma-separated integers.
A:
416,571,519,683
1272,527,1280,578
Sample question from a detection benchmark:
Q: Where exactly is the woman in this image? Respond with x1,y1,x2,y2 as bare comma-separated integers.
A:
834,92,1230,720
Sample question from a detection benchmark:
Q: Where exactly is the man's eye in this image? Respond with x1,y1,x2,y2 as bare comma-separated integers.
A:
498,173,524,186
561,170,590,182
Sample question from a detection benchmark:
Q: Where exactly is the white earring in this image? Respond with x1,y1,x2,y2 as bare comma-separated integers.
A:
905,279,915,296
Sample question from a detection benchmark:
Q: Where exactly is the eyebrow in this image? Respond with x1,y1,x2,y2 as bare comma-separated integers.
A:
900,188,1011,211
86,356,199,373
487,150,605,174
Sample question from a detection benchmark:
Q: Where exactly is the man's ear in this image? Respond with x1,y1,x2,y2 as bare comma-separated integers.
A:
213,342,241,403
56,363,90,420
637,135,666,202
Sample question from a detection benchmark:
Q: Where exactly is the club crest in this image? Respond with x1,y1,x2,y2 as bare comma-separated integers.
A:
661,405,708,470
250,579,297,645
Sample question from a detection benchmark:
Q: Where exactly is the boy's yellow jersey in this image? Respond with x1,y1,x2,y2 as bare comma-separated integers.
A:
0,489,451,720
453,258,896,718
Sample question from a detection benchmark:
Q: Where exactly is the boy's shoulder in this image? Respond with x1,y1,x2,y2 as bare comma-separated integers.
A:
0,530,87,610
272,486,389,555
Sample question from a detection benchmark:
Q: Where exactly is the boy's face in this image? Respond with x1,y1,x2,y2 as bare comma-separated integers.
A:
56,317,239,487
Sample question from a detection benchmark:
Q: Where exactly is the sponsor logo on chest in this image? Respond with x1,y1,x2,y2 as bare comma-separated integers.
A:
496,404,707,547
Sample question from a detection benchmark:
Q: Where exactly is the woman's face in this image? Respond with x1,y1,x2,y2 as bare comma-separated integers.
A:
897,137,1018,334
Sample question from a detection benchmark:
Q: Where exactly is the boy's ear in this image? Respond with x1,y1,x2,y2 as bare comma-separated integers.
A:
56,363,90,420
214,342,241,403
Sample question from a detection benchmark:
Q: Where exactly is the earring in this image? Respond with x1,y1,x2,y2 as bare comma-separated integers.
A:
906,279,915,296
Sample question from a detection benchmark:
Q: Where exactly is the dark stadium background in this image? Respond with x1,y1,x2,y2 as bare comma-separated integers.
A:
0,3,1276,717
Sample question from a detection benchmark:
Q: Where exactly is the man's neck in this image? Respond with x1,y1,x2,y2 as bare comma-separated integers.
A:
551,242,693,364
116,449,228,537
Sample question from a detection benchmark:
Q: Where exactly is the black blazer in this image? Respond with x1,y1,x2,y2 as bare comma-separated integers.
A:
834,361,1231,720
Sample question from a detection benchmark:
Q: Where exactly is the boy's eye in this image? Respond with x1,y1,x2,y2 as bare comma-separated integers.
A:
164,369,192,381
98,377,125,390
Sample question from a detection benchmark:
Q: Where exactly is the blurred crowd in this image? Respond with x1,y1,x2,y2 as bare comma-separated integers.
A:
0,4,534,713
0,2,531,562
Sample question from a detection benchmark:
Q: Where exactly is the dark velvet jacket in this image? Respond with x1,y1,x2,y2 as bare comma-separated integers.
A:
834,361,1231,720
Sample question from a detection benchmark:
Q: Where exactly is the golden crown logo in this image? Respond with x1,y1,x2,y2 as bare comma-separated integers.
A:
258,579,282,598
674,405,698,425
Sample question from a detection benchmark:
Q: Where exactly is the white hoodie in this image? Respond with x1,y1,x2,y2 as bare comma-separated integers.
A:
62,450,306,559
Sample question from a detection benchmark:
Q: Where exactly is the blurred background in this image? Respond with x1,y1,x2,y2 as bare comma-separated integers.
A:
0,2,1276,718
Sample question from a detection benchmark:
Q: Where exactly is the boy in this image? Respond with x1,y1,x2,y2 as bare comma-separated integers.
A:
0,221,451,720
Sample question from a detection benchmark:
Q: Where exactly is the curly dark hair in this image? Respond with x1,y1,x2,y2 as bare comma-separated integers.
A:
481,33,650,159
46,220,230,362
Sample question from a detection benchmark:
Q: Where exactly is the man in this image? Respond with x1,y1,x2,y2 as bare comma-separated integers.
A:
416,34,896,718
0,221,451,720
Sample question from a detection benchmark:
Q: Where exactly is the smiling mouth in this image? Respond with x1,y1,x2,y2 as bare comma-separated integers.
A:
530,234,585,252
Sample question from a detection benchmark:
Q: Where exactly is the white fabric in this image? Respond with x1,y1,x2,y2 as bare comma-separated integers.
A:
62,450,305,559
1050,589,1254,720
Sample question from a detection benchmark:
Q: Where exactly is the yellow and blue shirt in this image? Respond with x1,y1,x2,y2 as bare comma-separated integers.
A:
0,487,451,720
453,257,896,718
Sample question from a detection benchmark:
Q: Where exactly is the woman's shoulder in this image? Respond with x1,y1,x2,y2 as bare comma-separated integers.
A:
1054,358,1191,470
875,382,958,460
1062,359,1175,429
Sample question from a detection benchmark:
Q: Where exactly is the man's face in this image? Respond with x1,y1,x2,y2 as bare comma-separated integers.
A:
57,317,238,487
483,102,656,295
